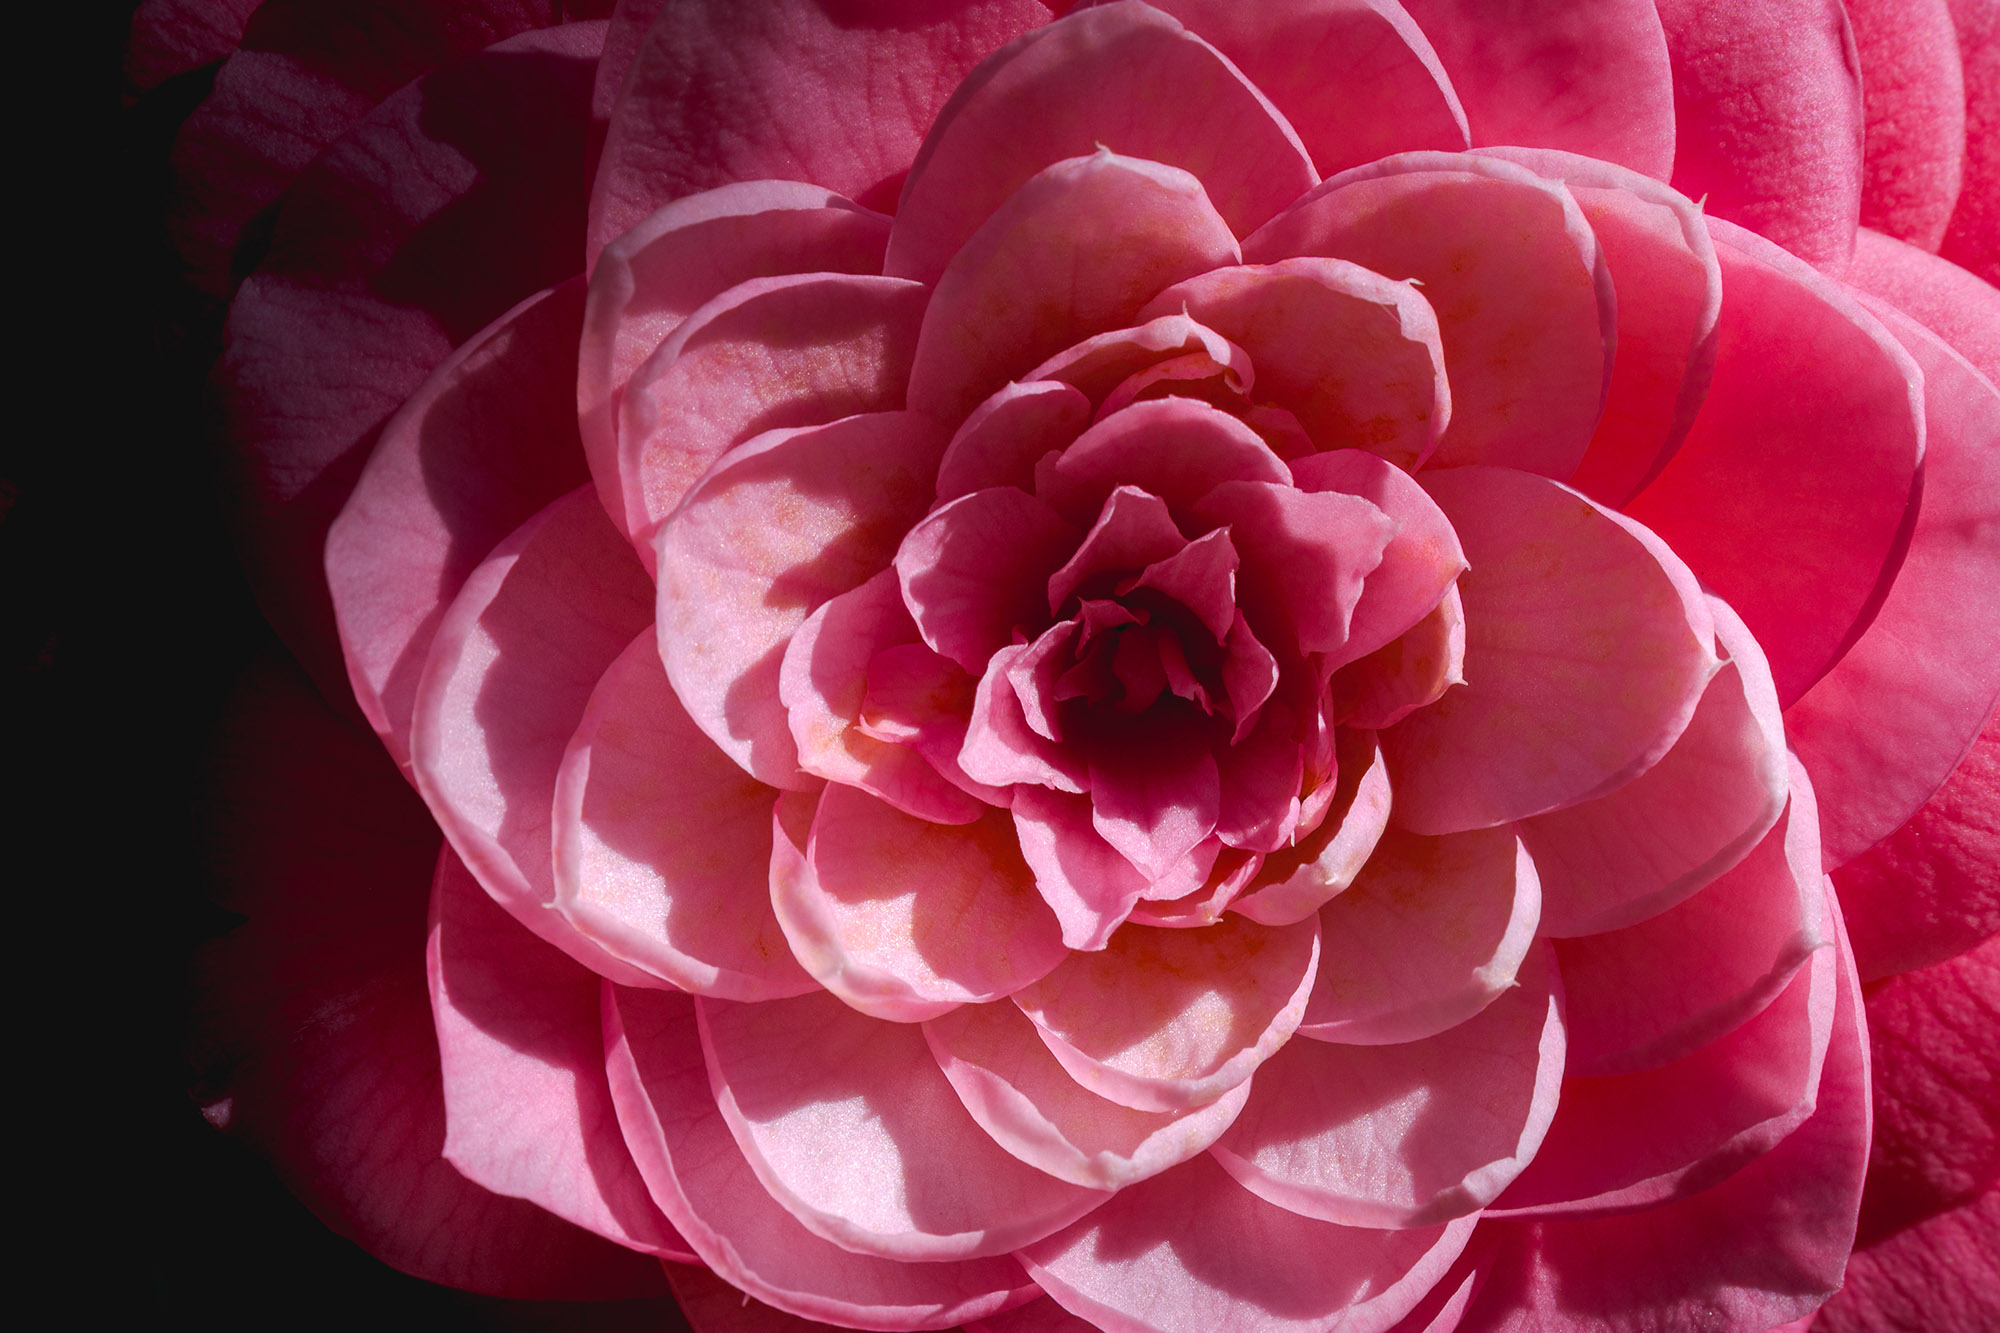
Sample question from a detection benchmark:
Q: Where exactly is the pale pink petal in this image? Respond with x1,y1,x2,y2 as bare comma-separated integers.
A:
588,0,1048,260
1846,226,2000,385
1194,480,1395,658
1245,154,1611,478
1785,297,2000,866
1849,0,1969,251
900,488,1080,674
553,632,815,1001
1020,1153,1478,1333
698,991,1105,1260
619,273,928,563
1819,1188,2000,1333
925,999,1251,1191
1654,0,1865,270
1011,786,1152,949
1214,943,1564,1228
1555,757,1829,1078
579,183,892,523
657,412,946,787
772,785,1066,1022
604,986,1037,1328
1140,259,1449,470
1626,219,1925,706
329,280,591,772
1233,730,1393,926
1941,0,2000,282
1047,486,1190,614
1331,587,1465,731
409,488,659,986
1137,0,1470,174
1013,914,1320,1112
886,0,1314,285
906,152,1241,423
1520,594,1787,937
1045,398,1291,526
1396,0,1674,178
1384,467,1718,834
937,381,1095,504
427,851,689,1258
1300,825,1540,1045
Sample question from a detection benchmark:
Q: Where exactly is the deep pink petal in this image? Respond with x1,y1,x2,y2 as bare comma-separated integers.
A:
938,380,1095,505
1245,153,1612,479
1138,0,1469,174
1654,0,1864,270
1847,226,2000,385
553,632,815,1001
1046,398,1291,527
967,1297,1103,1333
657,412,946,787
1385,467,1718,834
1330,586,1465,731
1521,595,1787,937
1011,786,1152,949
1021,312,1249,406
1140,259,1449,471
899,487,1080,674
619,272,928,564
328,279,591,771
427,851,689,1257
1047,486,1189,615
1819,1187,2000,1333
124,0,260,91
925,999,1251,1191
1233,729,1392,926
1086,724,1222,884
1299,825,1540,1045
1940,0,2000,282
589,0,1048,260
698,991,1105,1260
773,785,1066,1022
1013,914,1320,1112
1396,0,1674,178
579,183,892,525
661,1262,870,1333
963,642,1092,792
604,986,1037,1327
906,151,1241,423
1193,480,1395,659
886,0,1314,285
409,488,659,985
1849,0,1969,251
1019,1153,1477,1333
1215,942,1564,1228
1786,296,2000,866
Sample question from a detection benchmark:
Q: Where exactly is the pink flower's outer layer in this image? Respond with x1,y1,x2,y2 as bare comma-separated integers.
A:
144,0,2000,1330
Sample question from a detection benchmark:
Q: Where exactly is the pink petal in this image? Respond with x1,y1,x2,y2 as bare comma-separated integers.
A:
1626,218,1925,707
1213,694,1306,849
1045,398,1292,527
328,279,591,771
1194,480,1395,659
963,642,1091,793
409,488,659,986
938,380,1096,504
886,0,1314,285
657,412,946,787
1396,0,1674,179
1940,0,2000,282
698,991,1105,1260
1087,723,1223,884
905,151,1241,423
1140,259,1449,470
1785,297,2000,867
773,784,1067,1022
579,183,892,525
1019,1153,1478,1333
588,0,1048,260
1475,147,1722,509
1554,756,1829,1077
124,0,259,92
604,986,1037,1328
619,272,928,564
1012,914,1320,1112
1654,0,1864,270
1245,153,1612,479
1520,594,1787,937
1833,714,2000,981
899,487,1080,674
219,23,601,699
552,632,815,1001
1047,486,1190,614
1849,0,1969,251
1299,825,1540,1045
1331,586,1465,731
1384,467,1718,834
1819,1187,2000,1333
967,1297,1104,1333
1137,0,1470,174
1025,312,1251,406
1846,225,2000,385
1233,729,1393,926
1011,786,1153,949
661,1263,871,1333
427,851,689,1258
925,998,1252,1191
1214,942,1564,1228
1491,922,1835,1218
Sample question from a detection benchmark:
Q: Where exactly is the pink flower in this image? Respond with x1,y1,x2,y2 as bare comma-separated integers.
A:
141,0,2000,1328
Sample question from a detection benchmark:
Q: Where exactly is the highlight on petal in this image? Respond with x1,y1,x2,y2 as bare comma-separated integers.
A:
1299,824,1540,1045
553,632,815,1002
698,991,1105,1260
1214,942,1565,1228
1384,467,1719,835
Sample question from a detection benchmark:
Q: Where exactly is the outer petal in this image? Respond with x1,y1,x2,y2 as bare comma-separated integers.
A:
1848,0,1968,250
1819,1188,2000,1333
698,991,1105,1260
604,986,1037,1328
1846,226,2000,385
1941,0,2000,282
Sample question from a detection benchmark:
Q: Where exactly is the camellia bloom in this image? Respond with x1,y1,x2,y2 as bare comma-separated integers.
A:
142,0,2000,1329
